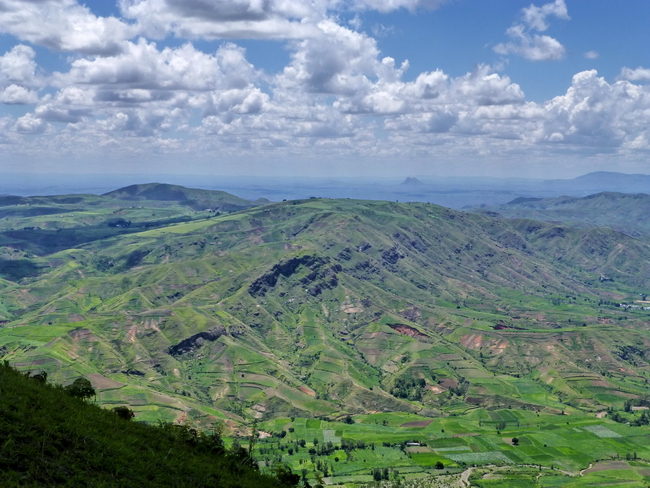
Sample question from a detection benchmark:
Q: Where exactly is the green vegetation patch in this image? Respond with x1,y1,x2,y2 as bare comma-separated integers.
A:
0,362,291,488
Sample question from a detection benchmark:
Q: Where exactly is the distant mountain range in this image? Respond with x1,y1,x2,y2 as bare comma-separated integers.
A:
3,171,650,210
541,172,650,194
469,191,650,237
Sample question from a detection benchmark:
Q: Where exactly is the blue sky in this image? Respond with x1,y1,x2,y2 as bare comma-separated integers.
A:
0,0,648,179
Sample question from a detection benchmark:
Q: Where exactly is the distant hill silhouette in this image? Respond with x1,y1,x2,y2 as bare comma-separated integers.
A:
476,191,650,237
400,177,425,186
103,183,268,211
543,172,650,193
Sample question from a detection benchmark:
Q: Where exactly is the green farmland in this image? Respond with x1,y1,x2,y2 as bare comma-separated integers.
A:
249,410,650,486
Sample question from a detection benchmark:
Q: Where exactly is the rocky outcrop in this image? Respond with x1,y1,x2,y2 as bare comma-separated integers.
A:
388,323,429,341
249,254,340,297
168,326,226,357
381,246,403,265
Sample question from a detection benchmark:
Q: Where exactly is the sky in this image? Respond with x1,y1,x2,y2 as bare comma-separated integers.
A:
0,0,649,179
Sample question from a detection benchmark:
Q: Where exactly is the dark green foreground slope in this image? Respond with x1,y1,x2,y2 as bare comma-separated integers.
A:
0,362,289,488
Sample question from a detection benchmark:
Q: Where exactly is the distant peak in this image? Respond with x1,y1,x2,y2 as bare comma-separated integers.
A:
101,183,164,197
575,171,646,179
400,177,425,186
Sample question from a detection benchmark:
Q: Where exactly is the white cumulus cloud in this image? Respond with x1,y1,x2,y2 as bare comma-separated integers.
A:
0,0,136,55
521,0,569,31
494,0,569,61
120,0,451,41
277,20,383,95
15,112,50,133
120,0,322,40
0,84,38,104
539,70,650,148
618,67,650,82
35,39,265,138
0,45,37,85
0,45,39,104
347,0,450,13
55,39,259,92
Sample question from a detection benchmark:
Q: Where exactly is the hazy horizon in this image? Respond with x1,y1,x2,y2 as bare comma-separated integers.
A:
4,170,650,210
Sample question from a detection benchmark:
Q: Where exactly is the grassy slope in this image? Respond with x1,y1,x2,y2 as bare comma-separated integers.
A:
0,362,289,487
3,197,650,425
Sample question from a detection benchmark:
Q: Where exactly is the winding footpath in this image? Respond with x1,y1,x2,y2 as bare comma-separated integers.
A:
459,467,474,488
579,463,593,476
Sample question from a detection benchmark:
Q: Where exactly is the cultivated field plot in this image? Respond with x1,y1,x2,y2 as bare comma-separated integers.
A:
582,424,622,438
322,429,341,444
256,410,650,486
446,451,513,464
432,446,471,452
469,461,650,487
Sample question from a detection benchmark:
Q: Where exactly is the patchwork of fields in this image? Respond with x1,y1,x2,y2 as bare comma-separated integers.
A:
254,410,650,486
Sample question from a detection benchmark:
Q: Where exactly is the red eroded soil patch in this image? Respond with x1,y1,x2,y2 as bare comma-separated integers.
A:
460,333,483,349
388,324,429,340
299,385,316,397
400,420,433,428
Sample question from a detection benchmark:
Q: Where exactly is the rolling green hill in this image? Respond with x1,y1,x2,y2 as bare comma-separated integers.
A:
103,182,270,211
2,192,650,433
0,184,265,256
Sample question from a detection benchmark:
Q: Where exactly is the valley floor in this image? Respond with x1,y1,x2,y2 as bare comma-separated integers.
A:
251,410,650,487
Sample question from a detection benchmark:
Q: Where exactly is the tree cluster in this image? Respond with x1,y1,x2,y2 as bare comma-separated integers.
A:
390,378,426,401
370,467,391,481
